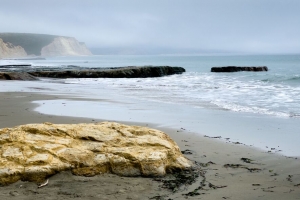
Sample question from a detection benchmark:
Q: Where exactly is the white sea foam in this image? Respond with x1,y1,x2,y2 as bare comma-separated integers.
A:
211,100,290,117
63,71,300,118
0,60,30,66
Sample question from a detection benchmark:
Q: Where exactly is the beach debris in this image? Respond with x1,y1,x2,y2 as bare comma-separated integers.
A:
287,175,293,182
247,168,261,172
181,149,193,155
149,195,169,200
224,164,245,168
182,177,227,197
223,164,261,172
233,142,243,145
262,186,276,192
252,184,261,186
208,182,227,189
37,179,49,188
0,122,191,185
154,167,202,193
241,157,254,164
177,128,186,132
199,161,216,167
154,159,226,198
270,173,279,177
182,187,206,196
266,147,283,153
204,135,222,139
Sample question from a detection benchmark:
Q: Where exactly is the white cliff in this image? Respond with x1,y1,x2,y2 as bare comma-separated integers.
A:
41,37,93,56
0,39,27,59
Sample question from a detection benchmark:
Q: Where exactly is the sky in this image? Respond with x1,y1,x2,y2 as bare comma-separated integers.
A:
1,0,300,54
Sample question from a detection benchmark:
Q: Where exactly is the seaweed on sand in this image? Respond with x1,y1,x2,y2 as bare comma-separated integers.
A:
224,164,261,172
154,167,203,193
151,161,227,198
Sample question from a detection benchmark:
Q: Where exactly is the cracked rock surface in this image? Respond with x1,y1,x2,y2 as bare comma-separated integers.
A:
0,122,191,185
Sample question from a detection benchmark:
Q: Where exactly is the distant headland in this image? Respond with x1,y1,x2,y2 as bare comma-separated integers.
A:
0,33,92,59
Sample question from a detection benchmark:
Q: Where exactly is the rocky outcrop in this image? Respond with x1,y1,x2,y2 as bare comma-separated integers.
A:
41,37,92,57
0,122,191,185
0,66,185,80
0,72,38,80
28,66,186,78
0,39,27,59
211,66,268,72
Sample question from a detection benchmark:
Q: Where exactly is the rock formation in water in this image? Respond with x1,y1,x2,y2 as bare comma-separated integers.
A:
0,33,92,58
211,66,268,72
0,72,38,80
28,66,186,78
0,66,185,80
0,38,27,59
0,122,191,185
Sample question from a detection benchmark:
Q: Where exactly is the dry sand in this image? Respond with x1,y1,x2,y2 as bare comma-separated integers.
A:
0,92,300,200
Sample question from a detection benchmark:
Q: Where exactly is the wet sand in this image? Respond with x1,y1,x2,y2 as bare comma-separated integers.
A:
0,92,300,200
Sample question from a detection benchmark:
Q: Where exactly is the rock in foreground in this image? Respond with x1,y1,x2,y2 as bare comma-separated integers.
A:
0,122,191,185
211,66,268,72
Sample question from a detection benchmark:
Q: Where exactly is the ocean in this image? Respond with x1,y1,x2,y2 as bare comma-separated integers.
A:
27,54,300,117
1,54,300,156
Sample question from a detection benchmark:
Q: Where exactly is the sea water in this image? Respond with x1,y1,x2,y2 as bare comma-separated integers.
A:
30,54,300,118
1,54,300,156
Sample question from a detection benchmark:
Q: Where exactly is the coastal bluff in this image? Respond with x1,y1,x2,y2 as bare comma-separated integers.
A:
0,33,92,58
211,66,268,72
0,38,27,59
0,122,191,185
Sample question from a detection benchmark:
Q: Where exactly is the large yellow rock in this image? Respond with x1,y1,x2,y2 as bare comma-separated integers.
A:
0,122,191,185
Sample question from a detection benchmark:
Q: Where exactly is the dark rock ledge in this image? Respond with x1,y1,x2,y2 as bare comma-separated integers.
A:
0,66,186,80
29,66,186,78
0,72,38,80
211,66,268,72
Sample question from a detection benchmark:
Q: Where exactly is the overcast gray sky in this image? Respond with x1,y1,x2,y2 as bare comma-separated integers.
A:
1,0,300,54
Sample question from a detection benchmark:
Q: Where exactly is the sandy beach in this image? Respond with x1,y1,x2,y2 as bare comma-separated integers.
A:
1,92,300,200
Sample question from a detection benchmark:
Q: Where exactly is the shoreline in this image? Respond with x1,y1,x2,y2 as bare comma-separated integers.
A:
1,76,300,157
32,95,300,158
1,92,300,199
